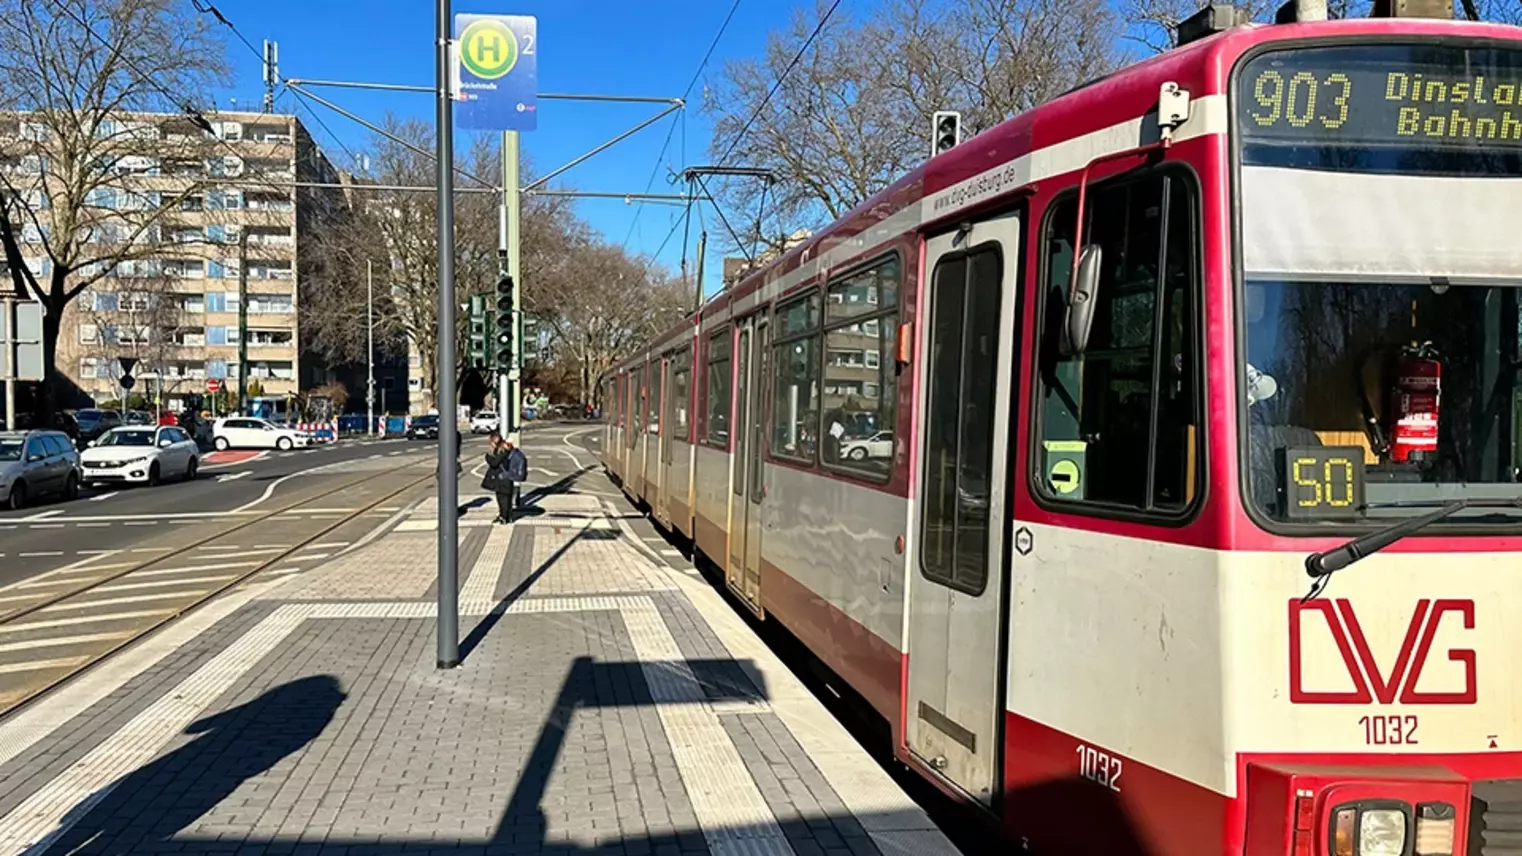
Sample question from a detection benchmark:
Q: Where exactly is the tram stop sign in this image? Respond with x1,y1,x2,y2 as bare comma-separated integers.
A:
453,14,537,131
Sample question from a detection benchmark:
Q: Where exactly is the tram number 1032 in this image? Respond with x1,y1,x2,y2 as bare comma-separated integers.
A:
1076,744,1123,792
1360,714,1419,746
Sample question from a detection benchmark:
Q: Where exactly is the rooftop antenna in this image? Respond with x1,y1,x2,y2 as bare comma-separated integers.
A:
262,40,279,113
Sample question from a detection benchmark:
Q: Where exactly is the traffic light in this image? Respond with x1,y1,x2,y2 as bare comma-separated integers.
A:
931,110,961,156
467,295,488,369
494,274,514,371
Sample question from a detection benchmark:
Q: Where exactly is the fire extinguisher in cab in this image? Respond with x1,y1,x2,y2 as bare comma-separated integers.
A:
1389,342,1441,464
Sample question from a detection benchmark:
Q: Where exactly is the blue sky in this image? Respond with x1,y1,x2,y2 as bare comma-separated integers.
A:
212,0,795,292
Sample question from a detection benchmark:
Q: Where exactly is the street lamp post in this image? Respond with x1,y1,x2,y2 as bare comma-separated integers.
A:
366,259,376,436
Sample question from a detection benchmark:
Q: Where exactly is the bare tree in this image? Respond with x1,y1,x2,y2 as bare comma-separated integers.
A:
0,0,227,414
703,0,1121,250
73,268,190,406
537,243,690,405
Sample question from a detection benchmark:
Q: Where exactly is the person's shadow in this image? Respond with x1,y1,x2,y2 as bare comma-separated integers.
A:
33,675,346,855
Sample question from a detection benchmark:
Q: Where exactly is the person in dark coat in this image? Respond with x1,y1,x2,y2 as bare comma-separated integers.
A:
483,432,528,524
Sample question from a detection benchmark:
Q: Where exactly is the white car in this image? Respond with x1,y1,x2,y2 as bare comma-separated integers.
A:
470,412,500,434
839,430,893,461
80,426,199,486
212,417,311,451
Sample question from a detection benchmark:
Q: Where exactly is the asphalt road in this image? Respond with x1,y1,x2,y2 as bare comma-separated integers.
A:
0,433,496,587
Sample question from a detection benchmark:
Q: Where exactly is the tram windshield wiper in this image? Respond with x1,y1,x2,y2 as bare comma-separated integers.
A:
1305,497,1522,578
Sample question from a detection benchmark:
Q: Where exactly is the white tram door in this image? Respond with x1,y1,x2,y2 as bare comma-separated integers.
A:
726,318,765,611
906,211,1022,805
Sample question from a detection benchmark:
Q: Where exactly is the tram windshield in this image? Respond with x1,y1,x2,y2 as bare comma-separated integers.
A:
1235,41,1522,525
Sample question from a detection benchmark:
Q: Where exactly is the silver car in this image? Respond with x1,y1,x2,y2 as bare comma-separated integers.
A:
0,429,82,510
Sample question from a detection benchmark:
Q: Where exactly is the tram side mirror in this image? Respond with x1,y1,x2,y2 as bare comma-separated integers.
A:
1061,244,1103,357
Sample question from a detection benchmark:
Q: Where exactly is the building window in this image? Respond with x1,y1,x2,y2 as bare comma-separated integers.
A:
92,292,118,312
78,324,98,345
821,256,899,480
1035,171,1200,514
208,326,227,346
704,327,731,446
771,292,821,463
920,246,1003,596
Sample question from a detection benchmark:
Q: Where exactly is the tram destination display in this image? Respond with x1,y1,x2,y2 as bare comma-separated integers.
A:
1238,44,1522,149
1279,446,1367,520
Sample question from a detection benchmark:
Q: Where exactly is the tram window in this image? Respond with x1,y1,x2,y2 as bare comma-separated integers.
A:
673,349,691,438
705,328,731,446
920,247,1002,596
772,292,822,464
1036,171,1200,515
822,256,900,481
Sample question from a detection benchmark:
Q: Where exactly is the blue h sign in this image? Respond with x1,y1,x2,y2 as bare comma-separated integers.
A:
454,14,537,131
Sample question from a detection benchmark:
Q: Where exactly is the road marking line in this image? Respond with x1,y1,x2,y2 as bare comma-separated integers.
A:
27,525,64,530
75,550,113,555
40,590,207,611
87,492,119,502
277,508,356,514
0,552,128,598
75,523,110,528
0,631,129,654
19,510,64,521
0,609,173,635
128,561,260,579
123,521,158,527
93,574,239,594
252,543,290,549
131,547,171,553
293,552,331,560
193,545,243,552
366,453,382,459
306,541,350,549
18,551,64,557
215,471,252,482
0,655,92,675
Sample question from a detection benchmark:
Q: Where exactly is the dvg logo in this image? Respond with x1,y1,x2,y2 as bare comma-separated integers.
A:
1288,598,1477,705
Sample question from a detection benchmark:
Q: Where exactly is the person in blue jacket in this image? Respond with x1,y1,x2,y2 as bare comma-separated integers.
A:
482,432,528,524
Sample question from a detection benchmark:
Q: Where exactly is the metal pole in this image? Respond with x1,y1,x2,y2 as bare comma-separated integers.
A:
367,259,376,436
497,131,511,436
434,0,460,670
505,130,522,447
237,231,249,415
2,299,13,430
693,230,707,312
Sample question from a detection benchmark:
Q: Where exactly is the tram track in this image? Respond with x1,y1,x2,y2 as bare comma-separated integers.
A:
0,457,440,718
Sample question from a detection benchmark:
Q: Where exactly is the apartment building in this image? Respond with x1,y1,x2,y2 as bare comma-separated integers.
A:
2,110,342,411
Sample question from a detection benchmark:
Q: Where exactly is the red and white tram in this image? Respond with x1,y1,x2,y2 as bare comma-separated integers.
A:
600,4,1522,853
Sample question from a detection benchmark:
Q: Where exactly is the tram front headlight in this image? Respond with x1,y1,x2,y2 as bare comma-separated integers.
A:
1331,802,1420,856
1358,809,1406,855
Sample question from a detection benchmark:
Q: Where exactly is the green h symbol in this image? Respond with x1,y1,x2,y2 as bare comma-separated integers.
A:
477,33,502,65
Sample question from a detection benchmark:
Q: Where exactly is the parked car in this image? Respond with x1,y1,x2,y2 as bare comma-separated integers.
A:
469,411,499,434
80,425,199,486
212,417,311,451
407,415,461,445
121,410,155,426
2,411,80,441
72,408,122,447
0,429,81,510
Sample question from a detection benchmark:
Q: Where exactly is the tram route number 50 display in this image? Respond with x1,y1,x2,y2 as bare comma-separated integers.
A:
1280,446,1366,520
